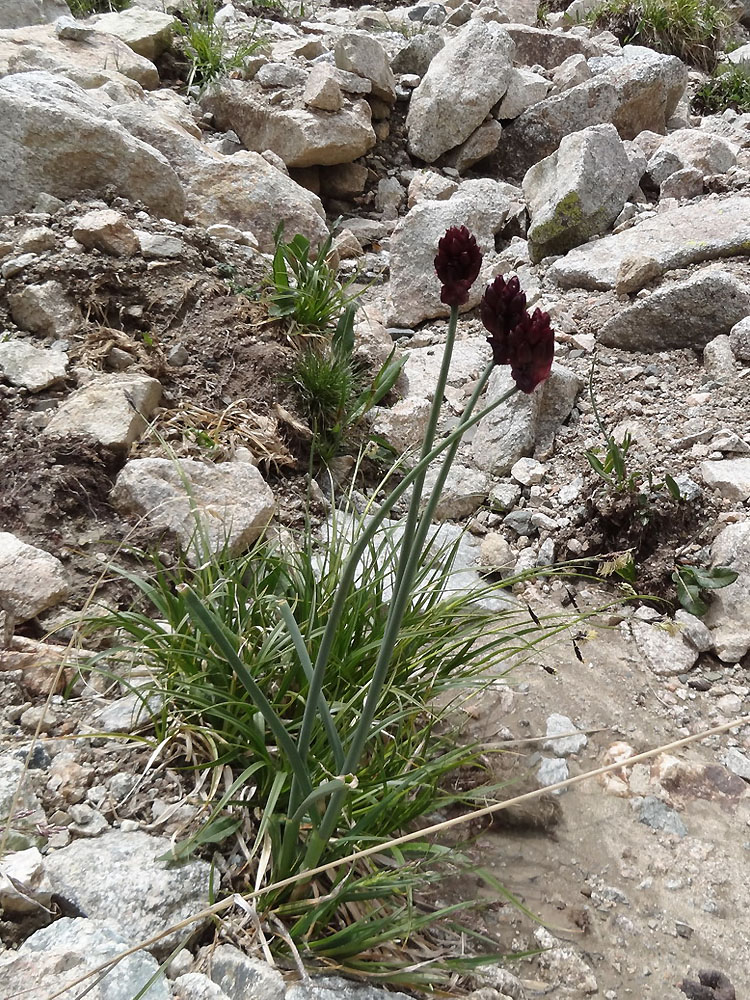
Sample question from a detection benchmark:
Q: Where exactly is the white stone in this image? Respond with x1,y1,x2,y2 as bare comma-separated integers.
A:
543,713,588,756
406,19,514,163
0,847,44,916
8,279,82,339
111,457,275,561
0,339,68,391
722,748,750,780
701,458,750,501
423,463,490,519
537,757,569,788
135,230,184,259
552,52,592,92
175,973,232,1000
44,373,162,448
524,123,637,262
0,532,68,621
511,457,545,485
334,32,396,103
628,619,699,676
674,610,713,653
303,64,343,112
208,945,286,1000
729,315,750,361
73,209,139,256
647,128,737,184
90,8,175,61
406,169,458,208
479,532,515,575
0,0,69,29
495,66,550,120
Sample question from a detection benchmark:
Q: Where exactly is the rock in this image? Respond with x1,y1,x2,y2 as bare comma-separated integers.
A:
0,754,47,849
498,76,619,180
0,339,68,391
543,713,588,755
406,169,458,207
0,847,44,916
406,19,514,163
495,66,550,120
674,610,713,653
90,8,175,61
722,748,750,780
334,33,396,102
110,98,326,251
534,927,598,993
552,52,592,92
589,44,688,138
0,72,185,220
175,973,232,1000
200,80,375,168
636,795,687,837
729,315,750,361
111,457,275,560
701,458,750,501
370,396,431,451
647,129,737,184
423,463,490,519
8,279,82,339
447,119,503,173
489,480,522,510
43,831,211,957
392,29,444,77
504,24,589,69
550,196,750,290
511,457,545,485
703,333,737,377
376,176,404,219
628,619,699,676
0,0,69,29
91,693,158,734
387,178,522,327
537,756,569,787
599,269,750,350
658,166,703,200
0,918,171,1000
286,976,416,1000
72,209,140,256
44,373,162,448
0,532,68,621
0,22,160,89
479,532,515,575
256,62,308,89
524,123,637,262
207,945,285,1000
135,230,184,259
303,64,343,112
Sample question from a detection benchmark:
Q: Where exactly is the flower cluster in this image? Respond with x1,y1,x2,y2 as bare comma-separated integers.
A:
434,225,554,394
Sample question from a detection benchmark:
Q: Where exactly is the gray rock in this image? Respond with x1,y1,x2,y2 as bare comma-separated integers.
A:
534,927,598,993
722,748,750,780
549,196,750,290
543,713,588,755
406,19,514,163
43,831,211,957
703,333,737,377
286,976,416,1000
387,178,522,327
0,531,68,622
391,30,444,78
72,208,139,256
552,52,592,92
334,32,396,103
111,457,275,561
207,945,285,1000
647,128,737,184
636,795,687,837
524,123,637,262
495,66,550,120
704,520,750,662
659,166,703,200
479,532,515,575
0,918,170,1000
176,973,232,1000
89,8,176,61
599,270,750,350
537,756,569,788
256,62,308,89
423,463,490,519
504,23,589,68
406,169,458,207
511,457,545,485
303,64,343,112
0,72,185,220
8,279,82,339
447,119,503,174
0,339,68,391
0,0,69,29
628,619,699,676
489,480,522,511
674,610,713,653
43,373,162,448
729,314,750,361
0,754,47,850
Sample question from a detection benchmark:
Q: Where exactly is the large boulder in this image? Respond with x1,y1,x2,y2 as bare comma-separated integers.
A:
111,98,328,251
387,178,524,327
0,0,69,29
548,196,750,290
598,269,750,350
524,123,637,262
406,19,514,163
200,80,376,168
0,72,185,220
0,22,159,89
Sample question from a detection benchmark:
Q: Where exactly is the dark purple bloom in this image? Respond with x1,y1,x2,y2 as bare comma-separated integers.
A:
434,226,482,307
506,308,555,394
480,274,527,365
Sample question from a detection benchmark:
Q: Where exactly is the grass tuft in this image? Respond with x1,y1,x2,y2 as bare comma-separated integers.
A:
694,61,750,113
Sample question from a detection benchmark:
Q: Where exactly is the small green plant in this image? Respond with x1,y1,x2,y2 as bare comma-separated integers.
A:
174,0,264,91
587,0,733,71
694,61,750,114
68,0,130,16
672,564,738,616
288,304,405,462
269,229,361,334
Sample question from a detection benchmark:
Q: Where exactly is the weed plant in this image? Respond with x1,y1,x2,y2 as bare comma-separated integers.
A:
587,0,733,70
68,0,129,14
174,0,264,91
694,62,750,113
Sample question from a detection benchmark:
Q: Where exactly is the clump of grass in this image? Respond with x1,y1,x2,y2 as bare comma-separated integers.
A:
694,61,750,113
587,0,733,71
174,0,264,91
68,0,130,15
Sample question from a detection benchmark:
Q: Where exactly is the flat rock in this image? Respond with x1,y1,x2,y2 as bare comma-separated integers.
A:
0,531,68,621
42,831,211,957
0,339,68,390
628,619,699,676
543,713,588,756
111,457,275,560
90,8,176,61
549,197,750,290
423,463,491,519
0,72,185,220
524,123,637,262
43,373,162,448
0,21,160,89
701,458,750,501
504,23,589,69
704,521,750,662
406,19,514,163
600,269,750,350
286,977,416,1000
0,917,171,1000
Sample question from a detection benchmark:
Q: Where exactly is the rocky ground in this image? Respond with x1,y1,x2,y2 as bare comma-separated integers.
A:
1,0,750,998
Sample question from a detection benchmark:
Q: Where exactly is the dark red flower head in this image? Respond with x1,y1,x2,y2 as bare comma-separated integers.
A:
506,308,555,394
434,226,482,307
480,274,527,365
